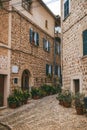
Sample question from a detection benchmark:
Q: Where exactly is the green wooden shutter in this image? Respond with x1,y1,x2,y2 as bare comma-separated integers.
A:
55,65,58,75
46,64,49,75
36,32,39,46
48,41,50,52
43,38,46,50
29,28,33,43
51,65,52,75
64,0,69,18
83,30,87,55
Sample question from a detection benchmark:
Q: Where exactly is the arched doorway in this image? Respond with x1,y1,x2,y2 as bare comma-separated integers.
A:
21,69,30,91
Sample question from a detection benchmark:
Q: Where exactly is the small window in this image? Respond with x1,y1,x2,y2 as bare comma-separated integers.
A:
83,29,87,56
13,78,18,84
46,64,52,76
43,38,50,52
45,20,48,28
64,0,70,19
29,28,39,46
22,0,32,11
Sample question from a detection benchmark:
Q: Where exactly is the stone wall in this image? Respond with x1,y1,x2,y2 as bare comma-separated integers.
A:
0,2,9,45
10,12,55,89
61,0,87,94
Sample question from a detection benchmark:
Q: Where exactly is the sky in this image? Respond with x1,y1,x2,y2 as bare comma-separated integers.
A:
42,0,61,16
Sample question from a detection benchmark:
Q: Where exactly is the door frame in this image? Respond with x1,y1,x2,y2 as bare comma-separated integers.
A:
71,75,82,94
21,69,30,91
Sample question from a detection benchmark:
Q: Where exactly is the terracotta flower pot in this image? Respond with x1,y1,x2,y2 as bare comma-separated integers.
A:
63,102,71,108
76,107,84,115
59,100,64,106
23,100,28,104
9,103,17,109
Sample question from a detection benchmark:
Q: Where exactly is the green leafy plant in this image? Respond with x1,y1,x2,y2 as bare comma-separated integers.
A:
56,90,72,107
73,92,85,115
23,90,30,100
74,92,85,108
7,94,19,108
31,87,40,99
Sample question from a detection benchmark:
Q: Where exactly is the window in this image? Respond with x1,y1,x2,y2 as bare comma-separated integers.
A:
45,20,48,28
64,0,70,19
22,0,32,11
83,29,87,55
55,65,61,77
55,43,61,55
46,64,52,75
43,38,50,52
13,78,18,84
29,28,39,46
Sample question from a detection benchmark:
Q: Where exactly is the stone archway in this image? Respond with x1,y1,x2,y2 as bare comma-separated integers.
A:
21,69,30,91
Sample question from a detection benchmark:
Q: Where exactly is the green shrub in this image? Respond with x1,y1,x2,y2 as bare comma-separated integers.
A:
31,87,40,98
7,95,19,106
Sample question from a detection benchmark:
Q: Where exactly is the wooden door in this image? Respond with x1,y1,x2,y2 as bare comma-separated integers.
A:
74,79,80,94
0,75,4,106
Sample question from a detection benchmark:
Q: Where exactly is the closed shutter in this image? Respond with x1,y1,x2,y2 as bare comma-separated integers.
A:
46,64,49,75
83,30,87,55
29,28,33,43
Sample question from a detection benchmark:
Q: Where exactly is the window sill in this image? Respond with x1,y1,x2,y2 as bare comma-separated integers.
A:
44,49,50,53
30,43,39,48
81,55,87,59
63,13,71,22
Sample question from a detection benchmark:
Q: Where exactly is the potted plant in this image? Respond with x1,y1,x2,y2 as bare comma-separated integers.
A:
56,92,64,106
13,89,24,106
74,93,85,115
31,87,40,99
63,90,72,108
56,90,72,107
23,90,30,104
7,95,19,108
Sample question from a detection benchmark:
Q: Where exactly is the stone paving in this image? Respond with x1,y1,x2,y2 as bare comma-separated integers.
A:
0,95,87,130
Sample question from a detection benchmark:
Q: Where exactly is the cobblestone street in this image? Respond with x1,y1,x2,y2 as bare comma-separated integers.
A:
0,95,87,130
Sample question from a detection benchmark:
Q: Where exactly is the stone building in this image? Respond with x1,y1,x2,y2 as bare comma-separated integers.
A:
61,0,87,94
0,0,61,106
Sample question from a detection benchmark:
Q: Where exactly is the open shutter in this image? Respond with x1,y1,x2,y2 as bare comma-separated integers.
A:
48,41,50,52
29,28,33,43
43,38,46,50
51,65,52,75
83,30,87,55
46,64,49,75
36,32,39,46
55,65,58,75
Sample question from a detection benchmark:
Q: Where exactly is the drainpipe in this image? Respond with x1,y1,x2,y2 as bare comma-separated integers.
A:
53,37,56,86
